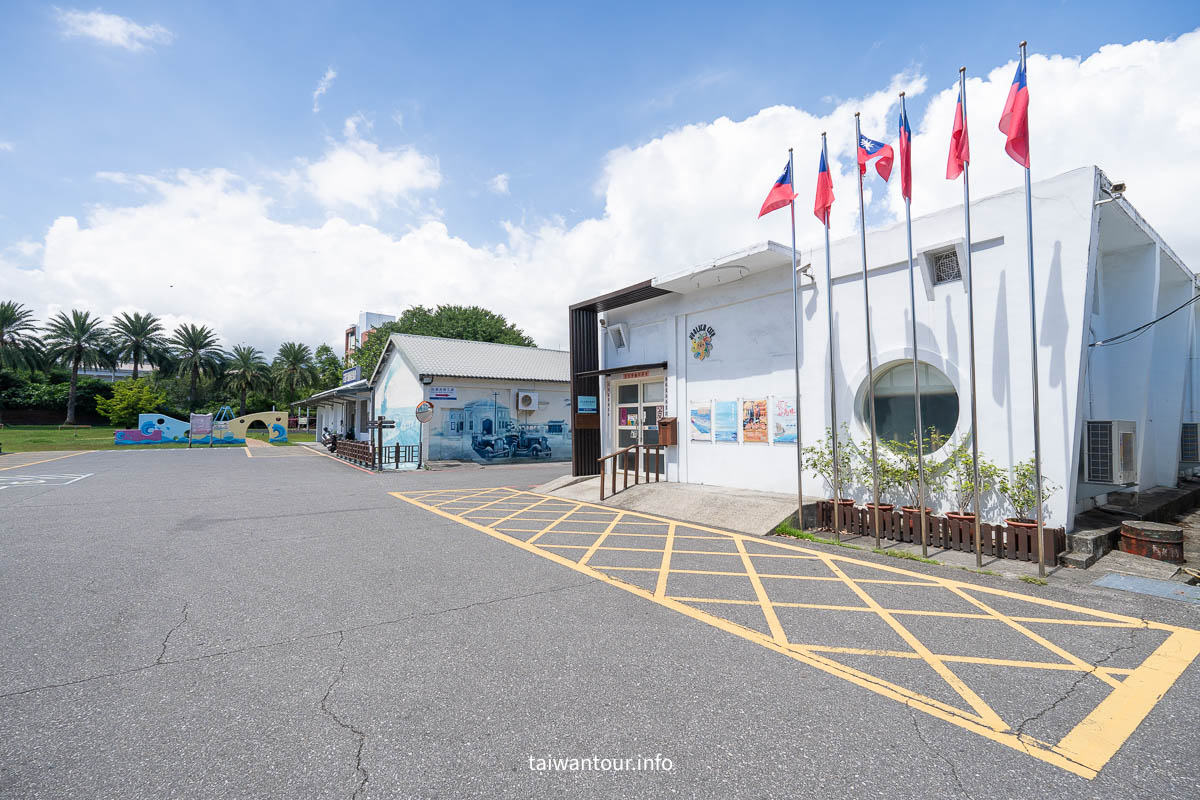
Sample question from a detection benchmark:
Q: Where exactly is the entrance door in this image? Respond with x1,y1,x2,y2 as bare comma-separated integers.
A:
614,379,665,475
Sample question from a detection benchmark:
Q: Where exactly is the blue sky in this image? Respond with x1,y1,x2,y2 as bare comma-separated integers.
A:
1,3,1197,350
1,0,1191,248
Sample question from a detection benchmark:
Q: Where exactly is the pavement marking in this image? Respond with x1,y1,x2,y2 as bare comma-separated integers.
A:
390,487,1200,779
0,450,92,472
0,473,93,490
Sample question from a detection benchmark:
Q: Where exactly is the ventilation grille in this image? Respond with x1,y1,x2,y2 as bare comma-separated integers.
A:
1183,422,1199,463
931,248,962,284
1086,421,1113,483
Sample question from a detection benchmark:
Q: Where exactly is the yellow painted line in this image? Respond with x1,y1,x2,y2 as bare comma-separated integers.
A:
735,535,788,644
244,447,253,457
577,512,626,567
526,503,587,546
391,487,1200,779
1055,628,1200,772
0,451,92,471
654,523,676,598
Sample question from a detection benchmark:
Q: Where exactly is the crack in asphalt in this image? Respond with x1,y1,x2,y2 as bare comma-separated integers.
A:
320,631,369,800
1011,622,1147,740
156,601,189,665
0,579,593,701
905,702,973,800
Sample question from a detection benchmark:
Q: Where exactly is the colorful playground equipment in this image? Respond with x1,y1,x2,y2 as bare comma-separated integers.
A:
114,407,288,445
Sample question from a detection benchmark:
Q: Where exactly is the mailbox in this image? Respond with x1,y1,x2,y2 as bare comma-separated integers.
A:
658,417,678,446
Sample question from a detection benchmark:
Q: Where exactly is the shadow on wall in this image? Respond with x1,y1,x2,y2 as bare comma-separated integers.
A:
1040,242,1071,469
992,272,1015,469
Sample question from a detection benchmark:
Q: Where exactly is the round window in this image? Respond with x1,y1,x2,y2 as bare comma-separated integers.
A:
860,362,959,445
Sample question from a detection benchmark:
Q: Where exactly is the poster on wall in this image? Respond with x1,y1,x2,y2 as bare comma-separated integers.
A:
742,399,768,443
713,400,738,443
688,402,712,441
772,397,798,444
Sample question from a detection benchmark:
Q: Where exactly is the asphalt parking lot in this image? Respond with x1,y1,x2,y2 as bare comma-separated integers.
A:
1,447,1198,799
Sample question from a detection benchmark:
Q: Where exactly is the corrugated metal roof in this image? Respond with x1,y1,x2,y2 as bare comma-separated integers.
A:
382,334,569,383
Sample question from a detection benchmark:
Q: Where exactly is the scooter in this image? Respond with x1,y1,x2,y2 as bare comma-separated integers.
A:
321,427,339,453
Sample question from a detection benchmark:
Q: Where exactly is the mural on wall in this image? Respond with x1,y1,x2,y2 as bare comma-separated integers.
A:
689,402,711,441
772,397,798,444
742,399,768,443
113,409,287,445
428,394,570,463
689,323,716,361
377,355,421,469
713,401,738,443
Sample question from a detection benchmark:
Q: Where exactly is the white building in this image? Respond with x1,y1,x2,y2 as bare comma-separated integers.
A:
344,311,396,360
568,167,1198,532
369,334,572,469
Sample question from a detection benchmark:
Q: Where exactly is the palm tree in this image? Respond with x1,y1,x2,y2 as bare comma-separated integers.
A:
111,311,166,381
225,345,270,416
169,323,224,411
272,342,318,406
0,301,44,426
43,310,113,424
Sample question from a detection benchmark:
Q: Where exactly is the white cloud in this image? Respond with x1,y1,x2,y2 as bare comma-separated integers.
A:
54,8,173,52
0,141,13,152
312,67,337,113
302,123,442,218
487,173,510,196
391,111,405,129
4,31,1199,354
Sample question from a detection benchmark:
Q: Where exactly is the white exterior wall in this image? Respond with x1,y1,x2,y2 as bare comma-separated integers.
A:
596,167,1196,531
420,377,571,462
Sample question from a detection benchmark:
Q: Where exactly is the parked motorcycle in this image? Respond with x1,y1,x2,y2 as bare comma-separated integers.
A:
321,427,338,453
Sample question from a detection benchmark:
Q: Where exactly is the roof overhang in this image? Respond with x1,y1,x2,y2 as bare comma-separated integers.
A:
291,379,370,406
570,279,673,313
651,240,795,294
574,361,668,378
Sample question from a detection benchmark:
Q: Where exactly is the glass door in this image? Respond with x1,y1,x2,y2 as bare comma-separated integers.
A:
613,379,665,475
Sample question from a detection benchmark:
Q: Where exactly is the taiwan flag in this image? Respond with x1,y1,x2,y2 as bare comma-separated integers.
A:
857,135,894,182
813,150,835,225
757,160,797,218
999,60,1030,167
898,105,913,201
947,86,970,179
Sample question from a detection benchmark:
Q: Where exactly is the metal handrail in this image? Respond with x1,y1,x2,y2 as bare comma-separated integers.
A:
597,443,664,500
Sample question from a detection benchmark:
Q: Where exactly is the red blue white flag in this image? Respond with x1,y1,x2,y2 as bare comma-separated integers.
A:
946,86,970,179
758,160,797,218
813,150,835,225
898,105,913,201
857,135,894,182
999,60,1030,167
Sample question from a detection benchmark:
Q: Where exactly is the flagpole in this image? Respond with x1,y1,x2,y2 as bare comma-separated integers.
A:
900,93,929,558
788,147,806,525
1018,41,1047,578
855,112,883,548
959,67,985,568
822,133,842,542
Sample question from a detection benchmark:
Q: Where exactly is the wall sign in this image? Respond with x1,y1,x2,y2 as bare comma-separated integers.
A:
342,365,362,385
713,400,738,442
622,370,650,380
428,386,457,400
689,324,716,361
577,395,598,414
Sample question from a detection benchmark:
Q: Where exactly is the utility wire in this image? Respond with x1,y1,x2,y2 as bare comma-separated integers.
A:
1089,292,1200,348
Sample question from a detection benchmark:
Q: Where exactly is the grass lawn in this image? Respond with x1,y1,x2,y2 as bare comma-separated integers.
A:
0,425,197,452
245,429,316,446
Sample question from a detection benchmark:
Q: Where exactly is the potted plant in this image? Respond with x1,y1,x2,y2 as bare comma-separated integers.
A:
802,425,858,525
943,437,1002,520
998,457,1059,528
880,428,950,540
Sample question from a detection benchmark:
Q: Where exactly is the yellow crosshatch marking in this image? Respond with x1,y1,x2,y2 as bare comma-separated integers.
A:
390,487,1200,779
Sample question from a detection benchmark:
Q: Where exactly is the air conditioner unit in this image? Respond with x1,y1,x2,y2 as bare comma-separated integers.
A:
517,392,539,412
1181,422,1199,463
1084,420,1137,485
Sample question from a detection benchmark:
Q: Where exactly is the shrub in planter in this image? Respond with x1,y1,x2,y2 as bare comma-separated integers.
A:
802,424,859,501
942,437,1003,519
880,428,952,513
998,457,1059,526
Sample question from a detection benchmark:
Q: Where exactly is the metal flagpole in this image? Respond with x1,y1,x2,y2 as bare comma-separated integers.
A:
822,133,842,542
1018,41,1047,578
900,93,929,558
788,148,806,525
855,112,883,548
959,67,985,568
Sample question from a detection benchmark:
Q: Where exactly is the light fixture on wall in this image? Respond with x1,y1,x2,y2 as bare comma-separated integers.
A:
420,375,433,384
796,263,816,285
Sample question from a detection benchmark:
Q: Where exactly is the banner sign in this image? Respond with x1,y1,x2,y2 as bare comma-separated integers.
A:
713,400,738,442
772,397,798,444
688,402,711,441
742,399,768,443
189,414,213,437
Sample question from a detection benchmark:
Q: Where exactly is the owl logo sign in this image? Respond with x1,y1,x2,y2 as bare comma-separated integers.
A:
689,324,715,361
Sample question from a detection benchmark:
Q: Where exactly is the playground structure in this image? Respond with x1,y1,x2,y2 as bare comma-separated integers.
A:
114,407,288,445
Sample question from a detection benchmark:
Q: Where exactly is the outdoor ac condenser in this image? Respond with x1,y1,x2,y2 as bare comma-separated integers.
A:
517,392,539,412
1181,422,1199,463
1084,420,1137,485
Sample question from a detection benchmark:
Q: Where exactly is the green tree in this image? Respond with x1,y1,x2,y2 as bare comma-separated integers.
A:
169,323,225,411
313,343,345,390
272,342,318,405
225,345,270,416
0,301,43,425
349,321,404,376
95,379,168,428
396,304,536,347
111,311,166,381
42,310,114,424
